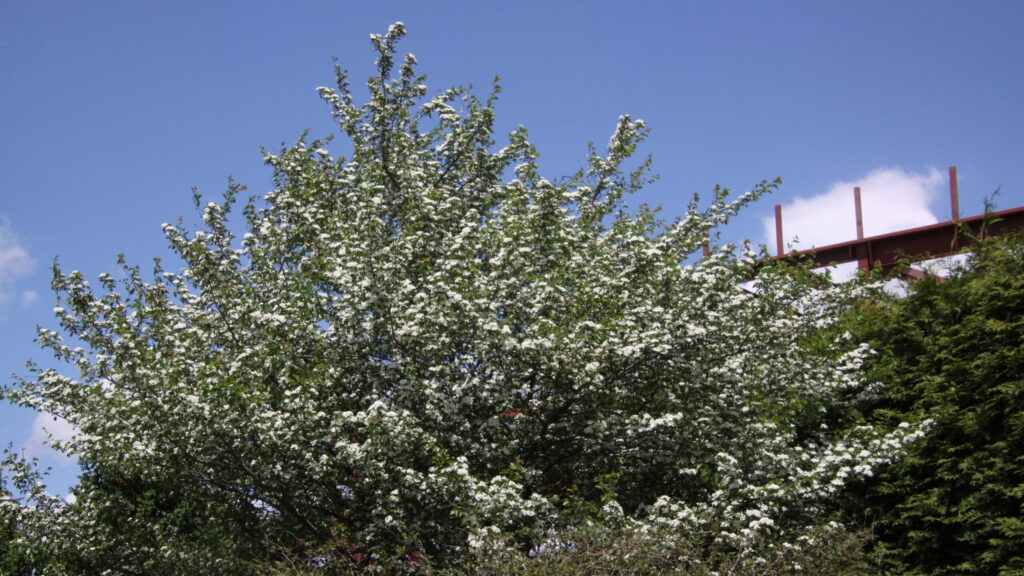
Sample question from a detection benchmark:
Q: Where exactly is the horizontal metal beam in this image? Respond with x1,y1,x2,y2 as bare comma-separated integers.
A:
774,206,1024,273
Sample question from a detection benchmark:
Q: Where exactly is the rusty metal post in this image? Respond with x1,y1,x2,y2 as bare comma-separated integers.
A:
854,186,869,271
775,204,784,256
949,165,960,221
854,187,865,239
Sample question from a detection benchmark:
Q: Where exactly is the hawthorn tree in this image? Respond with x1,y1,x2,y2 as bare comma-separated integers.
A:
2,24,919,574
0,472,34,575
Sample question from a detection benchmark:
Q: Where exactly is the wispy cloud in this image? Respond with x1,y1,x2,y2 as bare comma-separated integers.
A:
763,167,945,251
24,412,78,466
20,290,38,308
0,216,36,315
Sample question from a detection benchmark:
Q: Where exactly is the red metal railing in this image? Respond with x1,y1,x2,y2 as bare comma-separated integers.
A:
771,166,1024,277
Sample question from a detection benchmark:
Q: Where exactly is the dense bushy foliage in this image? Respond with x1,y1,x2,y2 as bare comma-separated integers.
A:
268,522,882,576
843,234,1024,576
2,24,919,574
0,474,33,575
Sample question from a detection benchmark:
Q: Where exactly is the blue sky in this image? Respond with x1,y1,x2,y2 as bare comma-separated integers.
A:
2,1,1023,495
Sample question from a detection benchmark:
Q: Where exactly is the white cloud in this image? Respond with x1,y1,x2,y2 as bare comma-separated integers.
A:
763,167,945,252
24,412,78,466
20,289,38,308
0,217,36,315
0,217,35,282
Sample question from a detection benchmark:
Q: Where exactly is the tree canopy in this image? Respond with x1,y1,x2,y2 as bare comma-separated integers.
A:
1,24,919,574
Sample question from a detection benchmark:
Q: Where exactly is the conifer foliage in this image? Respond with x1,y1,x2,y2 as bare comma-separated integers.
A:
845,233,1024,576
2,24,918,574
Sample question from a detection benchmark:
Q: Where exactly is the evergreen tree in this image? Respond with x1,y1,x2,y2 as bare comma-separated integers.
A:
845,233,1024,576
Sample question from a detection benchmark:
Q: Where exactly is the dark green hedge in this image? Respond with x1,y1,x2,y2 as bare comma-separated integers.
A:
844,234,1024,576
